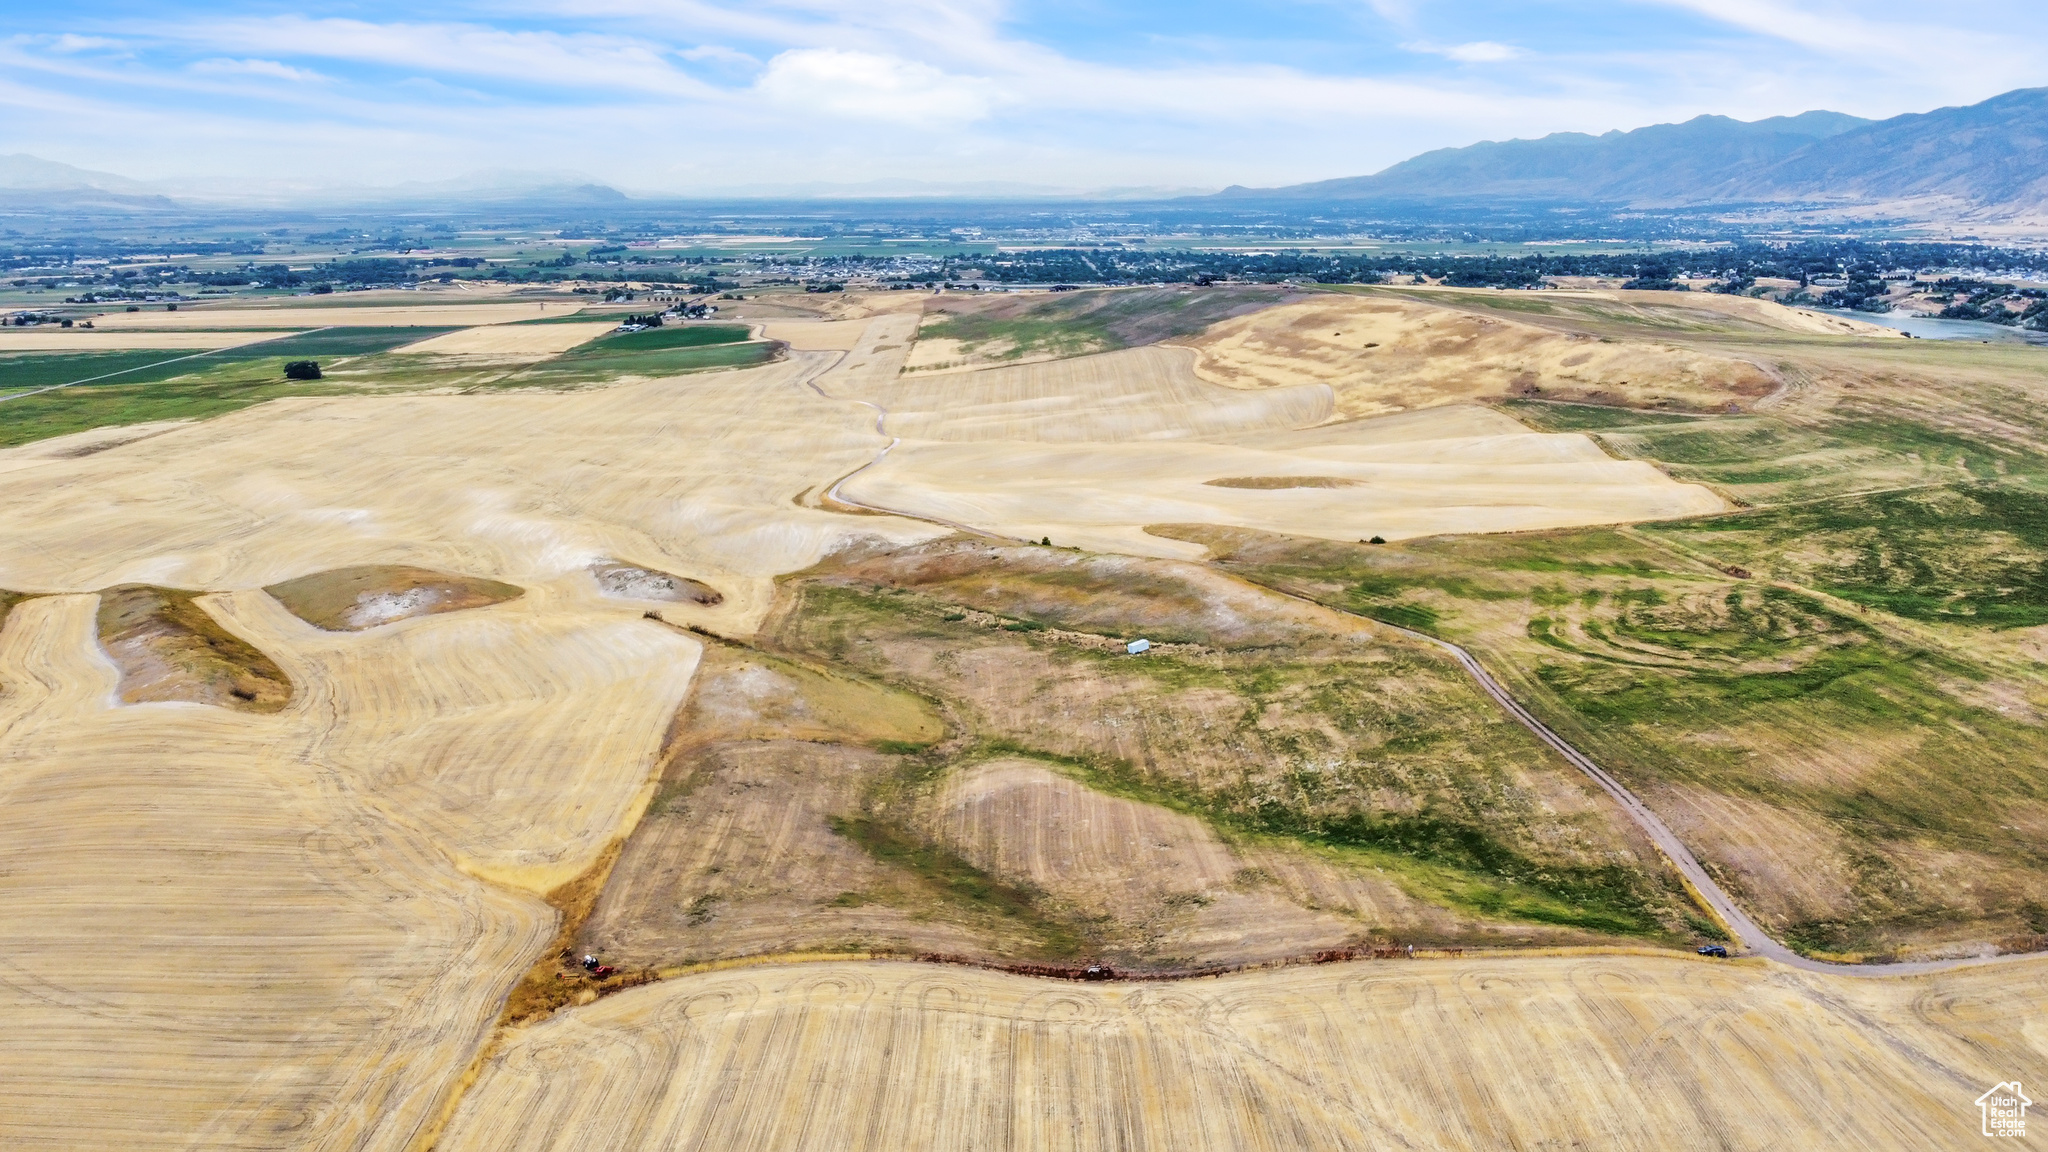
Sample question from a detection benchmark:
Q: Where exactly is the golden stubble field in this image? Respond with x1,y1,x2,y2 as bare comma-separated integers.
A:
837,365,1724,555
397,320,619,360
0,341,944,1149
434,953,2048,1152
1,299,2029,1149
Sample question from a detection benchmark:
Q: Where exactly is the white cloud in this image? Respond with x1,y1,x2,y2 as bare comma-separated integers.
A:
755,48,997,125
1444,41,1523,63
1637,0,2041,88
138,16,719,98
677,44,757,66
1404,40,1525,63
48,34,124,54
191,58,325,82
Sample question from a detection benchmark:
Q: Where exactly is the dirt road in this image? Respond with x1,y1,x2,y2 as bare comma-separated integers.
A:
1378,616,2036,976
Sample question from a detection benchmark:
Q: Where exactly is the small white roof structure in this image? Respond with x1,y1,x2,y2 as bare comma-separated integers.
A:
1126,638,1151,654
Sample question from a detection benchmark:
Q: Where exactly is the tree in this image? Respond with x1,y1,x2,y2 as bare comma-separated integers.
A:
283,360,322,380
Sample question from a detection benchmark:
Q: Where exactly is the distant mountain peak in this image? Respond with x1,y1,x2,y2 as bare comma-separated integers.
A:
0,153,154,193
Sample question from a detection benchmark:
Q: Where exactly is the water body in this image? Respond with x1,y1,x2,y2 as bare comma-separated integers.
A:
1820,309,2048,344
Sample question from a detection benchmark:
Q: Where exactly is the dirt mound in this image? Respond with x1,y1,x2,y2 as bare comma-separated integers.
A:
590,561,723,605
1203,475,1364,489
265,565,523,631
95,585,291,711
1182,294,1777,417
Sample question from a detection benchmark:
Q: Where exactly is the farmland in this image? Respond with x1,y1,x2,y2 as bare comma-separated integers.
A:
1,282,2044,1149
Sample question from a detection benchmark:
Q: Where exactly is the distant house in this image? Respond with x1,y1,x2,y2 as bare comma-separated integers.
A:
1126,639,1151,655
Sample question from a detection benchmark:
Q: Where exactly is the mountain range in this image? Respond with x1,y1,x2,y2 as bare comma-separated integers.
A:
1225,87,2048,218
6,86,2045,220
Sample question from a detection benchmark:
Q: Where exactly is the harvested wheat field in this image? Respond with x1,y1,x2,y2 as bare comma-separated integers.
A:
871,345,1333,443
0,329,304,350
0,333,954,1149
84,301,584,329
842,403,1725,555
1180,294,1778,418
0,420,194,474
436,954,2048,1152
397,319,617,359
0,592,555,1150
759,318,878,350
0,294,2010,1151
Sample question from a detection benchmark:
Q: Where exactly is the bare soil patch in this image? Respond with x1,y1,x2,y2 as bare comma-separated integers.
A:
590,560,723,605
265,564,523,631
94,584,291,711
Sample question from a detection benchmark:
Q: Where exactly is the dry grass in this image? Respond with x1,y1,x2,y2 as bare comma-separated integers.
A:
95,584,292,711
766,542,1689,946
583,640,962,968
499,841,661,1026
436,953,2048,1152
1180,294,1778,418
265,564,524,631
924,759,1361,965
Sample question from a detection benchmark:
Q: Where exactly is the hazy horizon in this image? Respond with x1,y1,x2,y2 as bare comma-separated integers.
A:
2,1,2044,197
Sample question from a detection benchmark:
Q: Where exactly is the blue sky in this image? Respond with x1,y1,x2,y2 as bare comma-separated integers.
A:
2,1,2042,194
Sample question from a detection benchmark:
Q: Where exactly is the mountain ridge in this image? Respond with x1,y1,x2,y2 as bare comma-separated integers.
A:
1223,88,2048,216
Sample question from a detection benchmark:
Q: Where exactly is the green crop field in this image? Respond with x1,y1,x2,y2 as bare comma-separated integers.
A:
0,323,778,447
588,323,752,351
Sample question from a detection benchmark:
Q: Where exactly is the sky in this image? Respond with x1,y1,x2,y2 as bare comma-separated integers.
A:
2,1,2043,196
